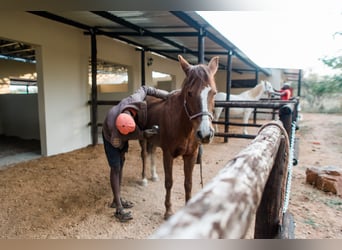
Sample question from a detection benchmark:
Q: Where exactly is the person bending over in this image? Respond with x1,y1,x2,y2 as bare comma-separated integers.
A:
102,85,169,222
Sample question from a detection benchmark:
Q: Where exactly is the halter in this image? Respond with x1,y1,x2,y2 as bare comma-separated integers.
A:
183,99,214,121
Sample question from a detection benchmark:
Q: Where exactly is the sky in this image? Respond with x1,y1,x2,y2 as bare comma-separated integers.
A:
198,6,342,74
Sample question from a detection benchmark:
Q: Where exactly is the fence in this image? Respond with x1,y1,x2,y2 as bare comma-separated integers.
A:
150,106,296,239
213,98,299,141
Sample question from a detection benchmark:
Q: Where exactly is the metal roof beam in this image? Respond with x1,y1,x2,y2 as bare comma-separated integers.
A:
148,49,229,55
28,11,92,30
86,31,199,37
171,11,271,76
91,11,198,56
1,48,34,55
0,42,18,48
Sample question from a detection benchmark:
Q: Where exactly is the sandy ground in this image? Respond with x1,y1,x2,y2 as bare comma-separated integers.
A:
0,113,341,239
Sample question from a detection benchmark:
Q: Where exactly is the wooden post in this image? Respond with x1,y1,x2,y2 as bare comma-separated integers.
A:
254,136,288,238
150,121,283,239
277,211,295,239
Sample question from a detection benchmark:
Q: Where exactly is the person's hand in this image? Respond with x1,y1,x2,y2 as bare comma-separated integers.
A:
143,125,159,138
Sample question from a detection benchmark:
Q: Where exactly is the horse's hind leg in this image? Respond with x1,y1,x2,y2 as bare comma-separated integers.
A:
139,139,148,186
148,143,159,182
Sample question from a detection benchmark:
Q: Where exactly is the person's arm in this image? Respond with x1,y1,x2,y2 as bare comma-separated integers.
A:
270,91,283,96
144,86,170,99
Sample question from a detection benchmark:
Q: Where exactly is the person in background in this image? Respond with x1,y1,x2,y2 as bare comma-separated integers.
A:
270,83,292,101
102,85,169,222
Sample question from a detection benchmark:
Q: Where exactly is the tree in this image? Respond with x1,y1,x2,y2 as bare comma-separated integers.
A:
301,32,342,112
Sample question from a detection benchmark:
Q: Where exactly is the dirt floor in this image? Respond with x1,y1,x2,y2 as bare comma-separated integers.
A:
0,113,342,239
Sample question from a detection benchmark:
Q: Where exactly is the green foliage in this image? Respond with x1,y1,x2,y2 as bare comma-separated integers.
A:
301,32,342,112
302,74,342,98
321,55,342,70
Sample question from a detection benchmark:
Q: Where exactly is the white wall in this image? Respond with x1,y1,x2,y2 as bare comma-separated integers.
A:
0,12,90,156
0,12,190,157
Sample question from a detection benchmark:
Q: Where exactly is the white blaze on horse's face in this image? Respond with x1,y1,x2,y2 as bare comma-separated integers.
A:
197,85,215,143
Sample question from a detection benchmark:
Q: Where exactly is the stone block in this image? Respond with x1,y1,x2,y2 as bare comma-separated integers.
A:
306,166,342,196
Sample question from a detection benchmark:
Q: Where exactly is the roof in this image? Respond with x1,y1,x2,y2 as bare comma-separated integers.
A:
1,11,271,76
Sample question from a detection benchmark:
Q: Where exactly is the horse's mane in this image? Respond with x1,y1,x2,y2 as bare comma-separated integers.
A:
247,82,264,99
181,64,212,89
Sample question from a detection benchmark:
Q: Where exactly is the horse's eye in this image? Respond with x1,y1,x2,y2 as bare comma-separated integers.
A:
188,91,192,97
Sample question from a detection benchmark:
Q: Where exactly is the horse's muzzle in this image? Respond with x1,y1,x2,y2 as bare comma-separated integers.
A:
196,128,215,144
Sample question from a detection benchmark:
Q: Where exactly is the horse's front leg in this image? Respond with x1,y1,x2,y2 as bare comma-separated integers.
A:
242,109,252,135
163,151,174,219
139,139,148,186
213,107,223,133
183,152,198,202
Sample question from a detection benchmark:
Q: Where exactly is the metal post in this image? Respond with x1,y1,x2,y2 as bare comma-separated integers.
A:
255,69,259,84
297,69,302,97
224,50,233,143
279,104,293,142
90,28,98,145
197,27,205,165
198,27,205,64
253,69,259,124
141,49,146,86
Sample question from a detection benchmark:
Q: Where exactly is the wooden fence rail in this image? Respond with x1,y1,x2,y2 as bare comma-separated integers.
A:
150,120,293,239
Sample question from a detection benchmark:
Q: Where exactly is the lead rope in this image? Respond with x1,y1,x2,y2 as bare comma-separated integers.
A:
197,145,204,188
282,121,296,214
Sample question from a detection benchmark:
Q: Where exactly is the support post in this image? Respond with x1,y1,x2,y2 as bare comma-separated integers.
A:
224,50,233,142
253,69,259,125
297,69,302,97
141,49,146,86
198,27,205,64
255,69,259,85
279,104,293,141
90,28,98,146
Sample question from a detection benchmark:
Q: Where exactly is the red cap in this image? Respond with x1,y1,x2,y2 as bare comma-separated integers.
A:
115,113,136,135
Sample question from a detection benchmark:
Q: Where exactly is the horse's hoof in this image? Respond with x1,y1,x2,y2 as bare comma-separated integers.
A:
151,175,159,182
140,178,148,186
164,211,174,220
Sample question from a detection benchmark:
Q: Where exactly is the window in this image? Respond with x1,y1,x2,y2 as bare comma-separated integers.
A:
9,78,37,94
89,59,129,93
152,71,173,91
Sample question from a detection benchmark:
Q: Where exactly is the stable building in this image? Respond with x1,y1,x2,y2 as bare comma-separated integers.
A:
0,11,301,158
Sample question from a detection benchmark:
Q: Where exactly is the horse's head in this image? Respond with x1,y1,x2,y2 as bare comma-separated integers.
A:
262,80,274,97
178,55,218,144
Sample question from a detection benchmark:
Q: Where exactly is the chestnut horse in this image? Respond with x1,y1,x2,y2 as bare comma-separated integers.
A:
140,55,218,219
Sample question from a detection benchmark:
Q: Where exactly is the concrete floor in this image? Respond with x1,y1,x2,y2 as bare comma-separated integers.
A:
0,135,41,170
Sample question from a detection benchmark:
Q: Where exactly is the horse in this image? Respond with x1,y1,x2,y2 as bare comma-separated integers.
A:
213,80,274,134
140,55,218,219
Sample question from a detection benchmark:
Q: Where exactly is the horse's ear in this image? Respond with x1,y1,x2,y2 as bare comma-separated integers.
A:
178,55,191,74
208,56,219,75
